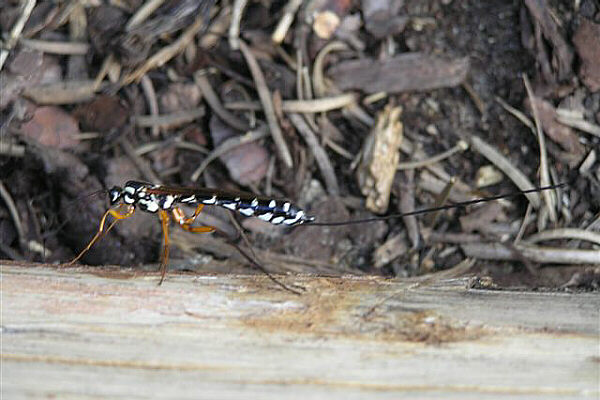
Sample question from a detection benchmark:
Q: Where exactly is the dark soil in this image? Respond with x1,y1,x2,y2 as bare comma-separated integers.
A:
1,0,598,290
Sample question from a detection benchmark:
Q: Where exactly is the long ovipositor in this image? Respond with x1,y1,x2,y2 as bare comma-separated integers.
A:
108,180,315,226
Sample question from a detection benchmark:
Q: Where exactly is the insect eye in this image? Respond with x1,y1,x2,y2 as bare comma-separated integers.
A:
108,186,123,204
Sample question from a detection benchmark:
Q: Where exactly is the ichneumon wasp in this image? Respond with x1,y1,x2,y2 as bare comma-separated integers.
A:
67,180,315,285
67,180,564,287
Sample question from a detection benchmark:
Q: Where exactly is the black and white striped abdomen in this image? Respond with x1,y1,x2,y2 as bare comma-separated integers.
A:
179,193,314,226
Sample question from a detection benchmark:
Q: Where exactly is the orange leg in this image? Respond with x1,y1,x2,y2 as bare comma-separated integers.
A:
68,204,135,266
156,205,215,284
171,204,216,234
158,209,170,285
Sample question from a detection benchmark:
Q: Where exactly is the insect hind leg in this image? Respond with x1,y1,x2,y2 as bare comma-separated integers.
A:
67,204,135,266
158,210,171,285
172,205,216,233
225,212,304,295
157,206,215,285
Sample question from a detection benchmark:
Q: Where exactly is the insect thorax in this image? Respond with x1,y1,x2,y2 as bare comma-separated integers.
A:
115,181,167,213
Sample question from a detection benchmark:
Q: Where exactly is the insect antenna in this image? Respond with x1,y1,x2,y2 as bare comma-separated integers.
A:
41,188,109,238
305,183,566,227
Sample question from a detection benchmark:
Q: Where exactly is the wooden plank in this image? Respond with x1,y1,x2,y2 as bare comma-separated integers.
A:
2,261,599,399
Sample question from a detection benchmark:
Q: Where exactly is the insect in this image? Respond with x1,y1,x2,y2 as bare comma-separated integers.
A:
67,180,315,284
68,180,564,285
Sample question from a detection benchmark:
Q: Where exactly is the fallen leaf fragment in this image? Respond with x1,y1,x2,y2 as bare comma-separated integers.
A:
525,97,584,155
19,106,80,149
573,18,600,92
210,116,268,185
459,202,504,233
362,0,407,38
159,83,203,113
524,0,573,81
73,95,129,132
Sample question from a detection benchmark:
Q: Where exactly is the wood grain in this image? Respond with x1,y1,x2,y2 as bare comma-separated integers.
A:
2,261,598,399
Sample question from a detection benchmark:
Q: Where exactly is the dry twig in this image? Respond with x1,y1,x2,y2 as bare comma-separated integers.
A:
224,94,357,114
238,40,293,168
126,0,166,31
272,0,303,43
140,75,160,137
0,0,36,71
228,0,248,50
134,108,205,130
524,229,600,246
194,72,249,131
312,41,349,98
469,135,541,208
397,140,469,170
18,38,89,55
556,110,600,139
0,141,25,157
523,74,557,223
122,12,209,85
0,180,26,252
288,113,339,195
119,137,162,184
462,242,600,264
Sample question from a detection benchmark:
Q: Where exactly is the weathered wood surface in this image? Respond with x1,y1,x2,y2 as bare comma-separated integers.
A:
2,261,599,399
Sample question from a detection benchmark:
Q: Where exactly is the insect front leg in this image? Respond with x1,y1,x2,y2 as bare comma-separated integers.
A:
67,204,135,266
